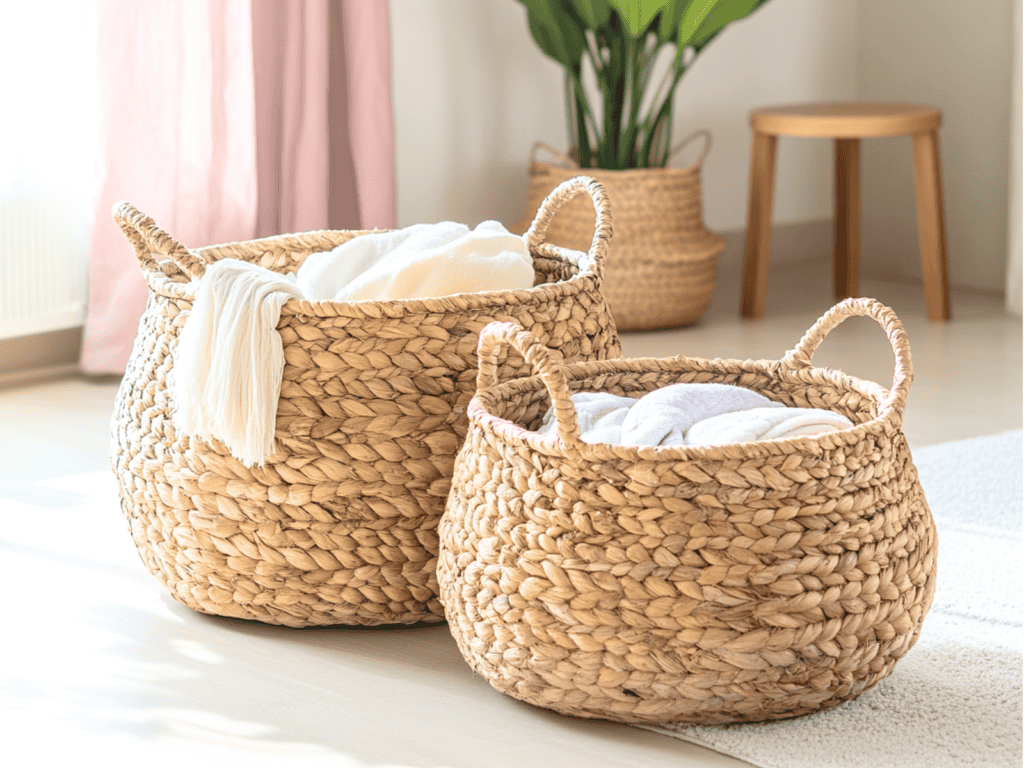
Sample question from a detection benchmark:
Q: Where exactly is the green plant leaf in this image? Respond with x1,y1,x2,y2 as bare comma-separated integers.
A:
677,0,768,50
657,0,687,44
516,0,773,169
515,0,587,68
567,0,611,29
606,0,669,37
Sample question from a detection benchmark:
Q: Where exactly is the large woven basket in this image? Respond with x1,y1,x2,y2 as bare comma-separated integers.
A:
110,176,622,628
438,298,937,724
517,132,726,331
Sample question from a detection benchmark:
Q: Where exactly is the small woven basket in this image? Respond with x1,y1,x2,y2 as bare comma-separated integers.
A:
518,131,726,331
111,176,622,628
438,298,938,724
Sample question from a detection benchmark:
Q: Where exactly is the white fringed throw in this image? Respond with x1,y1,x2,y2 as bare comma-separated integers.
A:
172,260,302,467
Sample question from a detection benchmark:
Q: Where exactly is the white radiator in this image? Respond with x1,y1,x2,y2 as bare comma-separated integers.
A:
0,192,89,340
0,1,97,342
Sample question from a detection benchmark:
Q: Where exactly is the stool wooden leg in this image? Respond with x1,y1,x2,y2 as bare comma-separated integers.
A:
911,129,952,320
742,132,778,319
834,138,861,299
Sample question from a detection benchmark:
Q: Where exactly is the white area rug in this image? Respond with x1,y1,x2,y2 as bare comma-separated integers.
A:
642,431,1023,768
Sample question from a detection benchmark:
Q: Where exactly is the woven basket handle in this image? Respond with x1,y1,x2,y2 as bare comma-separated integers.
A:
530,142,579,169
667,129,713,168
112,202,207,280
476,321,583,448
781,298,913,420
525,176,612,282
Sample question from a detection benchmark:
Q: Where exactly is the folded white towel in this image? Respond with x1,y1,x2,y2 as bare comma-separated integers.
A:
543,391,638,445
685,406,854,446
619,382,780,446
172,259,303,466
173,221,534,466
298,221,534,302
535,383,854,447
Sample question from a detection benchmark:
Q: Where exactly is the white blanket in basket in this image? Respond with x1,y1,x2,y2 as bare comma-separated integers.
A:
173,221,534,467
536,384,854,447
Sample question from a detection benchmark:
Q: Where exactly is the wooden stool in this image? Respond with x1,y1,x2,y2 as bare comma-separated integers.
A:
741,102,951,321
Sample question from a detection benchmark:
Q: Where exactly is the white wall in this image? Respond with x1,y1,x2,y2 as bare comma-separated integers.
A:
1007,0,1022,316
672,0,857,232
389,0,563,230
389,0,857,235
856,0,1015,294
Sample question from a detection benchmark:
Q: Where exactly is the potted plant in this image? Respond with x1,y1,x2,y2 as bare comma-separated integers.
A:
516,0,771,329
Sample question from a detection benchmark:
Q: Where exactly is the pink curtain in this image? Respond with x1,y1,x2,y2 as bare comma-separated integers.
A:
81,0,397,374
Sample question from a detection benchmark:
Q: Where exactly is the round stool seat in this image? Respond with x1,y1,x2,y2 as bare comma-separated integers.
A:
751,102,942,139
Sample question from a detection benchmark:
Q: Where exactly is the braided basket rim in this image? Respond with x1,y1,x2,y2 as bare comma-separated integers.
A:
140,231,604,320
467,354,895,463
529,155,707,180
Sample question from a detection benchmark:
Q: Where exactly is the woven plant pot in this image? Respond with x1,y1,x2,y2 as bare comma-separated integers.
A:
438,298,937,724
517,131,726,331
110,176,622,628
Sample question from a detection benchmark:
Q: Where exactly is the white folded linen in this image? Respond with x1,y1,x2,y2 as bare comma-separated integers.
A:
535,383,854,447
542,391,638,444
297,221,534,302
173,221,534,466
619,382,781,446
685,406,855,446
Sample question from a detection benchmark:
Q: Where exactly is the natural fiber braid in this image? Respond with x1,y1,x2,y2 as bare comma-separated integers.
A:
109,176,622,627
438,301,937,724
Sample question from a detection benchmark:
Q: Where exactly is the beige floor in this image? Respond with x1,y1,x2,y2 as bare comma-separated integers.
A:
1,259,1020,768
